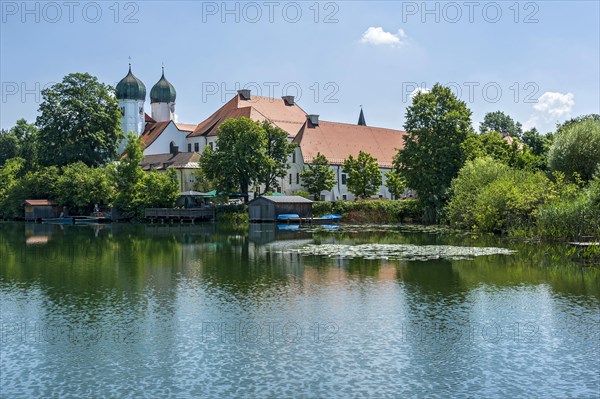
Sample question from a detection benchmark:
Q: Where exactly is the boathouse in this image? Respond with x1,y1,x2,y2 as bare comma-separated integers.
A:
248,196,313,222
23,200,59,221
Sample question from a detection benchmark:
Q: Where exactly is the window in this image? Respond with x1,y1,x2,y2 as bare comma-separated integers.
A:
194,143,199,152
188,144,192,152
209,142,214,150
296,173,299,184
289,174,292,184
341,174,347,185
342,194,347,200
292,152,296,163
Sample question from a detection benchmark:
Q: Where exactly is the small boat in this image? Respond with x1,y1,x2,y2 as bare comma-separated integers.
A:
320,214,342,221
42,217,73,224
277,214,300,220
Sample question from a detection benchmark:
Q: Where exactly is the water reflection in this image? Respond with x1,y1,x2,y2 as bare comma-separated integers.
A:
0,222,598,398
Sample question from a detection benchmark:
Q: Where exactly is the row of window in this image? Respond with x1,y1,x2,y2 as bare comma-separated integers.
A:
186,142,214,153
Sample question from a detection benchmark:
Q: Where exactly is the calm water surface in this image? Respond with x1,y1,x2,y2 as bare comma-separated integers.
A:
1,222,599,398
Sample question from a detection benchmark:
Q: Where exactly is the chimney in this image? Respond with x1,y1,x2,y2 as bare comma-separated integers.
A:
307,114,319,128
238,89,251,100
282,95,295,106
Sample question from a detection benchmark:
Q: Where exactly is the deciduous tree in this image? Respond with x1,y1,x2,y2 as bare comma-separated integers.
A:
36,73,122,167
342,151,382,199
396,84,473,222
300,152,336,200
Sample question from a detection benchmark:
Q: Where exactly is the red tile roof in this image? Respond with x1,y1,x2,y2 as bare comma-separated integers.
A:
145,113,156,123
140,121,171,149
293,121,407,168
174,123,197,132
189,94,307,138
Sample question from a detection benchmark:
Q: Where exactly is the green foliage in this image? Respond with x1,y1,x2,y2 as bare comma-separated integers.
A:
0,158,26,216
258,121,295,193
192,167,214,192
140,169,179,209
200,117,267,198
300,152,336,200
384,169,406,200
548,116,600,182
312,199,421,223
522,128,553,156
446,157,561,234
397,84,473,222
36,73,122,167
0,166,60,218
479,110,522,138
56,162,113,213
342,151,382,199
0,119,40,168
292,190,311,199
536,179,600,240
111,132,145,216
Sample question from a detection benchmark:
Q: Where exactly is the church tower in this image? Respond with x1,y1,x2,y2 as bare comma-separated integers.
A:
150,67,176,122
115,64,146,144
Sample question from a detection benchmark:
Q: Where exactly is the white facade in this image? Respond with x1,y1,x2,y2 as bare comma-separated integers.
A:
151,102,176,122
144,122,189,155
118,99,145,153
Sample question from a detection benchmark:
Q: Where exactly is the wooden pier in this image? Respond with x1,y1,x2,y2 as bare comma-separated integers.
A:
144,207,215,223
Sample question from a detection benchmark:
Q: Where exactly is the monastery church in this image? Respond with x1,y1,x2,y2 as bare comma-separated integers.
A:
115,65,408,201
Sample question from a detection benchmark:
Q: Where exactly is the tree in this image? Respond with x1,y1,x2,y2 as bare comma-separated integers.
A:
192,168,214,192
36,73,122,167
480,111,522,138
258,121,295,193
140,169,179,209
300,152,336,200
112,132,145,215
522,128,553,156
56,162,113,213
0,158,26,215
342,151,382,199
200,117,267,200
548,116,600,182
396,84,473,222
384,168,406,200
0,119,40,167
0,130,19,166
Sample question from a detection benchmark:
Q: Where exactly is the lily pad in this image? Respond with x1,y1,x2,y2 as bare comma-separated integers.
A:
292,243,516,261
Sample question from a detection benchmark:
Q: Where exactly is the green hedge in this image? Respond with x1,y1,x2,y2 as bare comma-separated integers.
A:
312,200,421,223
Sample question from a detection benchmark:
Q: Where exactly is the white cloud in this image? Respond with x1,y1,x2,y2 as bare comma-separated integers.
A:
361,27,408,47
522,91,575,132
533,92,575,119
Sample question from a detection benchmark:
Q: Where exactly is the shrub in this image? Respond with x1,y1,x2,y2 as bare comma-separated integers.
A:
446,157,555,233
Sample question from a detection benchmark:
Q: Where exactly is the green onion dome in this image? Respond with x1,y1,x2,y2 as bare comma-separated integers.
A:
115,64,146,101
150,67,176,103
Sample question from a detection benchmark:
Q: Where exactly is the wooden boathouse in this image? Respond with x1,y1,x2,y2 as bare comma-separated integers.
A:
248,196,313,222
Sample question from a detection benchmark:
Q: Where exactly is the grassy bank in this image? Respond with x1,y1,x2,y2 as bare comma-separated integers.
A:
312,200,421,223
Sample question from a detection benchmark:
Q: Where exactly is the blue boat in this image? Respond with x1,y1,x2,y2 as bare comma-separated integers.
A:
320,214,342,221
277,214,300,220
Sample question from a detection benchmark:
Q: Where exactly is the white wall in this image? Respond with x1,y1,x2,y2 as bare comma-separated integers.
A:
151,102,175,122
144,122,187,155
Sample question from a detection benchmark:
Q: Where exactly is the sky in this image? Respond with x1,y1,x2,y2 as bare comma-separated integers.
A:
1,1,599,133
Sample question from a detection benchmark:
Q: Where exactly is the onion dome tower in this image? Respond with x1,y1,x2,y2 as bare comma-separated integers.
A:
115,64,146,142
150,66,176,122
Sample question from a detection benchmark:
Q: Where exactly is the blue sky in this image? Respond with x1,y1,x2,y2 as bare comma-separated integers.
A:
1,1,599,133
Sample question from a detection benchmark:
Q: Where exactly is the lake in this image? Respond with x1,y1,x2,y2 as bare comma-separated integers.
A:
1,222,599,398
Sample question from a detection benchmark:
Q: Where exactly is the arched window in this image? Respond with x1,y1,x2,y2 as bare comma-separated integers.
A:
170,141,176,154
